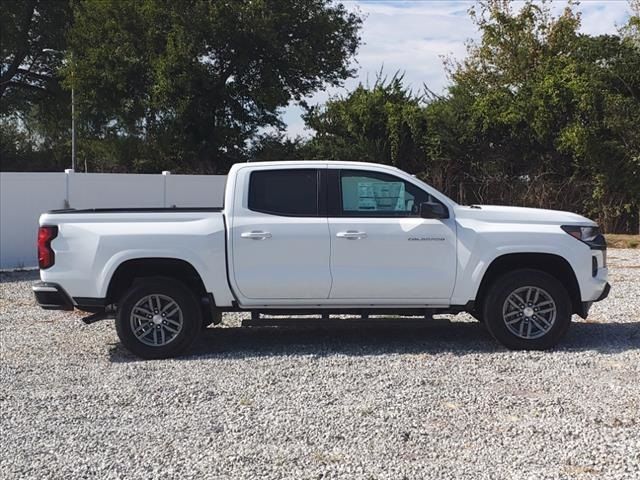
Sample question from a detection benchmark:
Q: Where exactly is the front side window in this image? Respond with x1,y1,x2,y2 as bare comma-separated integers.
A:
339,170,433,217
248,169,318,216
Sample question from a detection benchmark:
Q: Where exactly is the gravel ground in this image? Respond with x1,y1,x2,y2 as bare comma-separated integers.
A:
1,249,639,480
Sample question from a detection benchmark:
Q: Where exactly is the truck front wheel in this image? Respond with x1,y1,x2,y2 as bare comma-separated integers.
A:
482,269,572,350
116,278,202,359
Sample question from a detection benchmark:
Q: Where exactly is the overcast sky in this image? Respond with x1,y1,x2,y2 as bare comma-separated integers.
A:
281,0,633,138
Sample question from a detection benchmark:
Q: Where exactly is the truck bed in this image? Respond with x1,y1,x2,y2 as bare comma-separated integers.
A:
48,207,223,214
38,208,234,306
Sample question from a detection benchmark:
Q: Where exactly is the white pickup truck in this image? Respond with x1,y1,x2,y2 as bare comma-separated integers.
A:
33,161,610,358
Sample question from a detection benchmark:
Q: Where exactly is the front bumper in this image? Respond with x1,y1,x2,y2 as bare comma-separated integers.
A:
595,282,611,302
579,282,611,318
32,282,74,311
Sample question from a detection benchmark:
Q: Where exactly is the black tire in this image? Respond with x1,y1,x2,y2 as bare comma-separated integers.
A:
116,277,202,359
482,269,572,350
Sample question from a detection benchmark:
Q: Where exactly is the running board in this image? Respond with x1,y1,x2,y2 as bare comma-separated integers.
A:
82,309,114,324
242,314,448,328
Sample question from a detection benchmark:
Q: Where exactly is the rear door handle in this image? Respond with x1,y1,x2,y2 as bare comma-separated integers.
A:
240,230,272,240
336,230,367,240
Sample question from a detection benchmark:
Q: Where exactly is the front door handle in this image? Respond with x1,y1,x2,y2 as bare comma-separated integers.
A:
336,230,367,240
241,230,272,240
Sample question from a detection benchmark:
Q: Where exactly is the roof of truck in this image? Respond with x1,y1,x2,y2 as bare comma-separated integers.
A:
237,160,404,171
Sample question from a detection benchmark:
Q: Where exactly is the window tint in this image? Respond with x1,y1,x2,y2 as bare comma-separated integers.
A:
249,169,318,216
339,170,432,217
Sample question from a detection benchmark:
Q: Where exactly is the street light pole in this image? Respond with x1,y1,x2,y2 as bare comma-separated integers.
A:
43,48,75,171
70,63,76,171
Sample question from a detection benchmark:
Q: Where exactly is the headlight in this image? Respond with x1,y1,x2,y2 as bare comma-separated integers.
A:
561,225,606,250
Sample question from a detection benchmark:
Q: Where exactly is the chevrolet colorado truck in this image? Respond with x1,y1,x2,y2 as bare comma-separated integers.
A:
33,161,610,358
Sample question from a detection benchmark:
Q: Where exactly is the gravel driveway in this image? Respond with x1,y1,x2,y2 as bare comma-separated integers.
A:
1,249,639,480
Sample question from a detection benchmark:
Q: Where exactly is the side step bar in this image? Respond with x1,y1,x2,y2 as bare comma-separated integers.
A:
243,311,436,327
82,308,115,324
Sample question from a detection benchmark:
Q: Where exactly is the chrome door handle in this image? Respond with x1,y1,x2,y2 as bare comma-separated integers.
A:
240,230,272,240
336,230,367,240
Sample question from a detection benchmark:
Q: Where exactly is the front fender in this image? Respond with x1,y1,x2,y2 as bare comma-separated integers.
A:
451,224,590,305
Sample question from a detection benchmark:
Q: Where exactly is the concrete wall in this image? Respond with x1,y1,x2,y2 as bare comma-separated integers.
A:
0,171,226,269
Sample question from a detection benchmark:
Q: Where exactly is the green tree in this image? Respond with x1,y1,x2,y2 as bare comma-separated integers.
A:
443,0,640,229
303,73,427,173
0,0,71,104
302,1,639,231
1,0,72,171
250,133,310,162
68,0,361,173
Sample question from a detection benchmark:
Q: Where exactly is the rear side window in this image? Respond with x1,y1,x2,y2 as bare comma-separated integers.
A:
248,169,319,216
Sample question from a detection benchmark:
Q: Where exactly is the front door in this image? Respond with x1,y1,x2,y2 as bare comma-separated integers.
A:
230,167,332,301
328,168,456,302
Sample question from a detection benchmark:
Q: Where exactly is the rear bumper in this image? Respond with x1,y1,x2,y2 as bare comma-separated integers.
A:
32,282,74,311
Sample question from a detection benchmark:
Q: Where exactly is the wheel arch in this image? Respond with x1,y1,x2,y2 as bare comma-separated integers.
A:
106,258,208,305
475,253,582,315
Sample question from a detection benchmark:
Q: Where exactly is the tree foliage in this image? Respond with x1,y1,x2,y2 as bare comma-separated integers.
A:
68,0,361,172
446,0,640,228
0,0,71,105
1,0,73,171
302,73,426,172
2,0,638,231
296,1,639,232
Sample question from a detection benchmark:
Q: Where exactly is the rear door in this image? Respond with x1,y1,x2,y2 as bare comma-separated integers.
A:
327,168,456,302
229,166,332,301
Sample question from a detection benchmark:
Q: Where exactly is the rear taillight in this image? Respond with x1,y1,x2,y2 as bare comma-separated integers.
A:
38,226,58,269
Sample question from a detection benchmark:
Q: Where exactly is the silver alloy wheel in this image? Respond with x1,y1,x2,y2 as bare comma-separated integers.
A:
130,294,184,347
501,286,557,340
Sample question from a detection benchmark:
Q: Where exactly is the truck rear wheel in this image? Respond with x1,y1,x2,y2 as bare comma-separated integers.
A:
116,278,202,359
482,269,572,350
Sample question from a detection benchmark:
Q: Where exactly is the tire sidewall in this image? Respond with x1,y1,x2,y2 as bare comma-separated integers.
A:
116,278,202,359
483,269,572,350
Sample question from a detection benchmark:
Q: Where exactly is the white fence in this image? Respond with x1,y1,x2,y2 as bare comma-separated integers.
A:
0,171,226,269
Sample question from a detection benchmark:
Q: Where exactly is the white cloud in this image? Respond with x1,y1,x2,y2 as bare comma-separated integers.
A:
578,1,631,35
283,0,633,138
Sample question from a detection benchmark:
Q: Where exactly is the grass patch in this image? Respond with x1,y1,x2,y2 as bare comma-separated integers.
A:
605,234,640,249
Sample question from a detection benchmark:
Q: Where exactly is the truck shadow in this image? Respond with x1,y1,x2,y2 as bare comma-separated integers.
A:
0,270,39,283
108,318,640,362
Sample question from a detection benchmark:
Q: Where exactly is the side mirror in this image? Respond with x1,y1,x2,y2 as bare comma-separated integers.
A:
420,202,449,219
